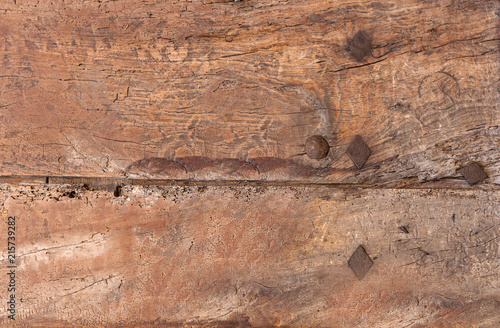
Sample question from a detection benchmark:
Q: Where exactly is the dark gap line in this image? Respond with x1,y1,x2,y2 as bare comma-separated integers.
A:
0,175,492,191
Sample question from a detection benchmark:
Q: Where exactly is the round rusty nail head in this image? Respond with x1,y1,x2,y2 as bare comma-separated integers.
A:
305,135,330,160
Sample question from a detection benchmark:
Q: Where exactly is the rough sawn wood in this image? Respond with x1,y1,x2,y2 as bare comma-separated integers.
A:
0,184,498,327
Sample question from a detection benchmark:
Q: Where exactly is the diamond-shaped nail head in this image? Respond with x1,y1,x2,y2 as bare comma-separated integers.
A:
458,162,487,185
346,135,371,169
348,31,372,62
348,245,373,280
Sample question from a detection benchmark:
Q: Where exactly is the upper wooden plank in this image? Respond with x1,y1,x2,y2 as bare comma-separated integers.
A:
0,0,498,185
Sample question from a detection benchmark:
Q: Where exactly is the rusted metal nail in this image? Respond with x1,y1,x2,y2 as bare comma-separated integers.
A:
305,135,330,160
458,162,487,185
348,245,373,280
347,31,372,62
346,135,371,169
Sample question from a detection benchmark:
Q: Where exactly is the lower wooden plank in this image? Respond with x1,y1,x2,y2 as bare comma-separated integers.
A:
0,185,499,327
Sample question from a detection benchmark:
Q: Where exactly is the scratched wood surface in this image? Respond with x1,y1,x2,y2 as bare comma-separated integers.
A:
0,184,498,327
0,0,498,185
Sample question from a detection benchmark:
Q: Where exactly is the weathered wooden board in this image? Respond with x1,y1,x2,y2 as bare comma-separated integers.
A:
0,184,498,327
0,1,498,327
0,0,498,184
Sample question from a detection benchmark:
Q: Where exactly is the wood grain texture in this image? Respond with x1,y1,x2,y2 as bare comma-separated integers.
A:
0,0,498,185
0,184,498,327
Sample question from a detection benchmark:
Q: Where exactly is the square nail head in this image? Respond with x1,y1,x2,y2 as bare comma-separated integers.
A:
348,245,373,280
458,162,487,185
348,31,372,62
346,135,371,169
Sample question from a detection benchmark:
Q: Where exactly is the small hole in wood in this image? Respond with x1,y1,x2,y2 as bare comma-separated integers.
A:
114,186,123,197
83,184,94,191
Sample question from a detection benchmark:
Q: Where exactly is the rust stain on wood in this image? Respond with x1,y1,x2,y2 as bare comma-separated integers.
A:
126,155,403,180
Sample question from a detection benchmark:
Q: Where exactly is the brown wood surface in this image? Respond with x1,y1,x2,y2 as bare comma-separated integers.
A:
0,184,498,327
0,0,499,327
0,0,498,185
